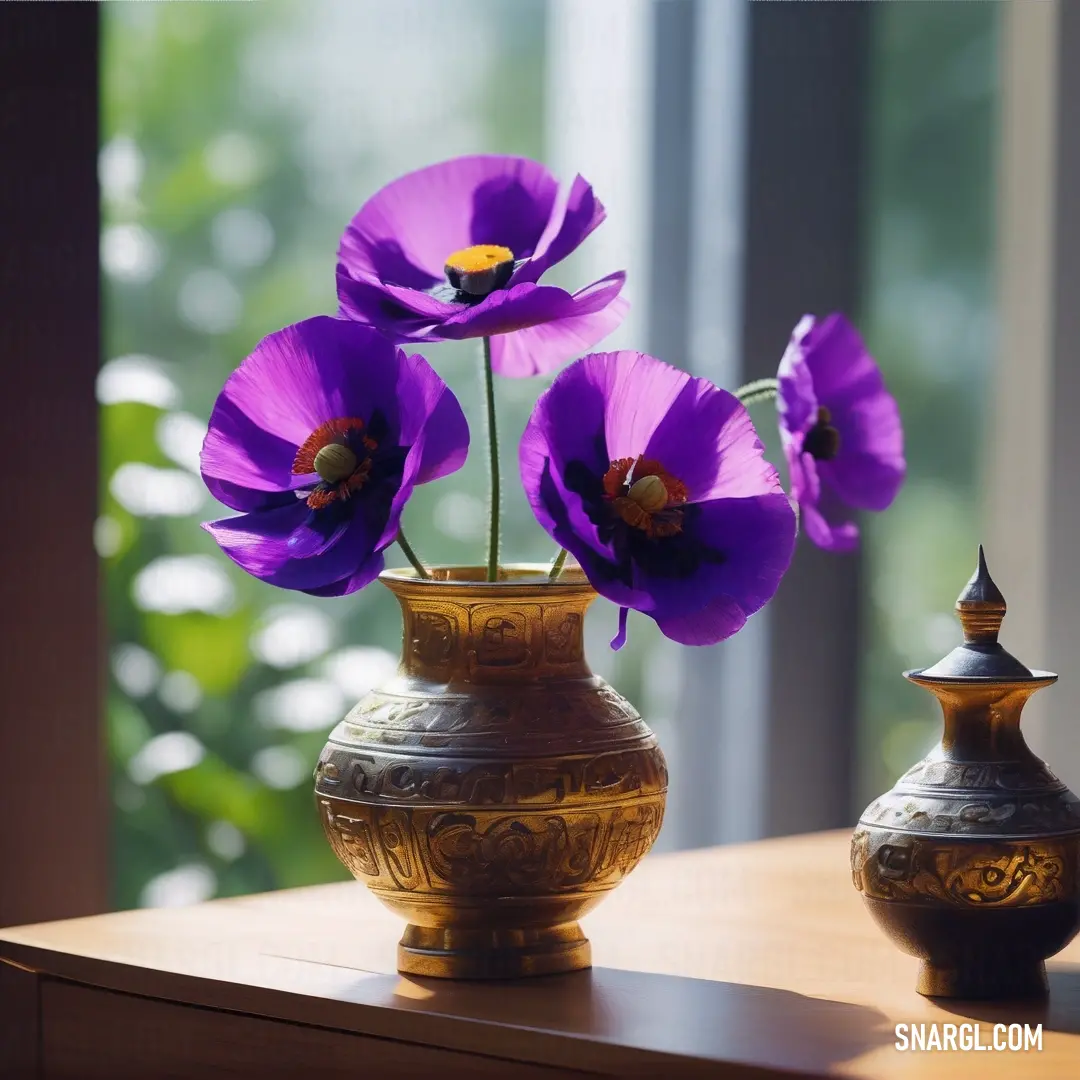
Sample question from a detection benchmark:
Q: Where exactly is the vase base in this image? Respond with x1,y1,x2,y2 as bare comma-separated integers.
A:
397,921,591,980
917,959,1048,1000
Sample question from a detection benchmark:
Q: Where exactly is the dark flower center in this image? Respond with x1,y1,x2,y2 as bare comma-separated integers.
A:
444,244,515,298
602,456,689,538
559,443,726,590
803,406,841,461
292,417,379,510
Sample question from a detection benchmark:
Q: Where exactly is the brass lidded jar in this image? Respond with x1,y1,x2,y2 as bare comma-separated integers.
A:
852,548,1080,998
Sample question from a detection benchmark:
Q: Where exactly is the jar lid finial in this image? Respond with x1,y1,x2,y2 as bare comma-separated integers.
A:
955,545,1007,644
907,546,1045,682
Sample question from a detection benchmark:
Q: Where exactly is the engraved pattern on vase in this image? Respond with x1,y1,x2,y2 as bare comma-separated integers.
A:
315,568,668,931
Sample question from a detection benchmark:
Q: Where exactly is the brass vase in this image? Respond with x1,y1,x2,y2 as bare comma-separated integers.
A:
314,565,668,979
852,548,1080,998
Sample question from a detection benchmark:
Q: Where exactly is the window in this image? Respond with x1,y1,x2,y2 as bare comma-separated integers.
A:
97,0,1001,910
858,3,998,806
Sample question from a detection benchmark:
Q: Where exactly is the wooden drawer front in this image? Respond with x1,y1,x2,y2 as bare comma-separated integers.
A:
41,980,595,1080
0,960,39,1080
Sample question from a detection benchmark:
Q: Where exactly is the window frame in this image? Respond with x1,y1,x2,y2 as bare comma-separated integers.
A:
0,2,107,926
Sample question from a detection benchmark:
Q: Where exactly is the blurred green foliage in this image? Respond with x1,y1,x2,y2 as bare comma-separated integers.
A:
100,0,996,909
100,0,657,910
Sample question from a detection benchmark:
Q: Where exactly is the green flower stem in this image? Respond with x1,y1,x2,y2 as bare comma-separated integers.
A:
733,377,779,405
548,547,568,581
396,529,430,579
482,335,500,582
737,389,779,407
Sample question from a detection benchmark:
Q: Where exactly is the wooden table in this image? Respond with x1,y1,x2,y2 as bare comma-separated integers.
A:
2,830,1078,1078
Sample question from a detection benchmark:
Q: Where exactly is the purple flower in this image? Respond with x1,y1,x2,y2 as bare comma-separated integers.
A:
777,314,905,552
335,154,628,377
520,352,797,649
199,317,468,596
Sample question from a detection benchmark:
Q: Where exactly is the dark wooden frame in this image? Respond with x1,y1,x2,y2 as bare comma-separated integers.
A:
0,3,106,927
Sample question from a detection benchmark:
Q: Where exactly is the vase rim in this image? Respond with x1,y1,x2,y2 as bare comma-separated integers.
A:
379,563,595,596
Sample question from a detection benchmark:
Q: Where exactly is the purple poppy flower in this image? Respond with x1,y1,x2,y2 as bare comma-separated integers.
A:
777,314,905,552
520,352,797,649
199,317,468,596
335,154,628,377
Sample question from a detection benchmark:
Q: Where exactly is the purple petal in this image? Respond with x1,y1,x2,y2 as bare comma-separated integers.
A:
800,497,860,553
776,312,906,541
520,373,623,567
819,397,905,511
342,273,626,352
204,317,400,447
300,549,387,598
488,274,628,377
338,155,558,283
335,271,458,340
202,316,467,493
532,458,652,611
655,594,749,646
436,281,598,339
373,429,428,552
569,351,693,462
203,479,295,514
800,314,886,409
397,351,470,484
373,348,470,551
511,175,606,286
611,607,629,651
202,502,377,592
776,316,819,442
520,350,797,646
790,314,905,510
644,381,781,503
639,493,797,625
201,318,403,509
201,394,308,510
783,439,820,510
538,453,624,566
785,449,860,553
520,350,611,487
352,350,468,555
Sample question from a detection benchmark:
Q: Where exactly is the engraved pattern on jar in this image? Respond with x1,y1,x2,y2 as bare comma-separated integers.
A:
857,787,1080,837
851,827,1078,907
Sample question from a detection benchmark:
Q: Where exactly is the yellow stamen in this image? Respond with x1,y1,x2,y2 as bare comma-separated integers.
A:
445,244,514,274
444,244,515,297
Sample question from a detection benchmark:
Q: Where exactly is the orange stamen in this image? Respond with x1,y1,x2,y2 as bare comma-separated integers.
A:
306,488,339,510
603,458,635,499
303,458,373,510
346,459,372,492
632,458,688,504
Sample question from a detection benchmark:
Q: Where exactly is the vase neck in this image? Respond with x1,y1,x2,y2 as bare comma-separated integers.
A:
927,684,1041,762
387,579,596,685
